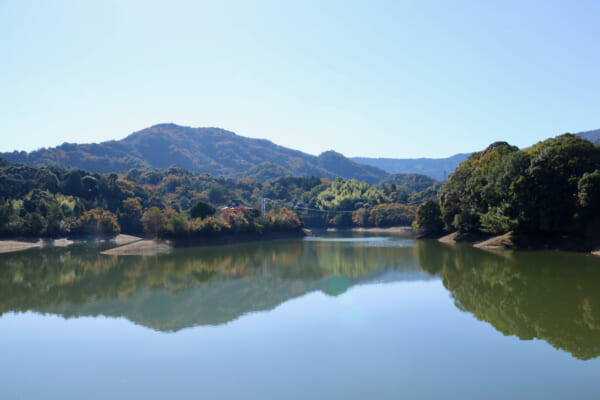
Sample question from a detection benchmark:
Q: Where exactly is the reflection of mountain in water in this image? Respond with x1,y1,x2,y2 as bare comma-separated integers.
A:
0,236,429,331
417,240,600,360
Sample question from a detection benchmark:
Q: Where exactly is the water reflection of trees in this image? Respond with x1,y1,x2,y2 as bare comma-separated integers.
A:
0,238,422,331
417,240,600,360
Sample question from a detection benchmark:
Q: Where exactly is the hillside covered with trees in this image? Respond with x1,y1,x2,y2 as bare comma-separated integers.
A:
1,124,389,184
4,123,599,185
0,157,439,238
416,134,600,249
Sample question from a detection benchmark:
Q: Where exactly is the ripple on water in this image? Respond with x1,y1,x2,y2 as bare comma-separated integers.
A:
303,236,415,248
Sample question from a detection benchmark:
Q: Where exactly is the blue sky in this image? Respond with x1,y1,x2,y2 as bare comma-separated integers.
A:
1,0,599,157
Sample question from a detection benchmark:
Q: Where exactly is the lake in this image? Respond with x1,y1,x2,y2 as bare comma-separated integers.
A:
1,232,600,399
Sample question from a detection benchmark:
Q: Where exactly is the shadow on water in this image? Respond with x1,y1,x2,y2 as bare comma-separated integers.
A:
416,239,600,360
0,235,427,331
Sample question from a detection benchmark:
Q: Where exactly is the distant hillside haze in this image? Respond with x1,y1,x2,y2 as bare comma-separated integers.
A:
352,154,471,181
355,129,600,180
575,129,600,146
1,124,388,184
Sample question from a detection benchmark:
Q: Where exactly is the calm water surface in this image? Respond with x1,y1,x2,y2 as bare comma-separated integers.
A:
1,232,600,399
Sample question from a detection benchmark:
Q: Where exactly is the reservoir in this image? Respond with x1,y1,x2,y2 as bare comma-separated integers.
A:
1,232,599,399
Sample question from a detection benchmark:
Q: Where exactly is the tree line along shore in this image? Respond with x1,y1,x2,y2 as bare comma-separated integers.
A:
415,134,600,254
2,133,600,255
0,156,433,252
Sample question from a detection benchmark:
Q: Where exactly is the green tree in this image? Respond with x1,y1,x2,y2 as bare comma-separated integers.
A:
118,198,143,233
524,135,600,233
167,213,190,236
141,207,167,236
415,200,444,234
189,200,216,219
352,208,370,227
578,170,600,209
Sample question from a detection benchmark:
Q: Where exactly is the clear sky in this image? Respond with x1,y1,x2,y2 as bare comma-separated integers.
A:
1,0,599,158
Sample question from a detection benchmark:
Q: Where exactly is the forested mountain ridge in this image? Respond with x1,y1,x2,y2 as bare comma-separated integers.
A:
3,123,598,183
1,124,388,184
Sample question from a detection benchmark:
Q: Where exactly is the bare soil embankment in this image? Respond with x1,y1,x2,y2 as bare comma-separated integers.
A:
101,229,306,256
437,231,501,247
0,240,42,254
436,230,600,255
101,239,172,256
0,234,142,254
473,232,516,250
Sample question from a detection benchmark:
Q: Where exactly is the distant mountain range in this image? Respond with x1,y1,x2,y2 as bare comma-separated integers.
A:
575,128,600,146
1,123,598,182
1,124,388,184
353,153,470,181
355,129,600,180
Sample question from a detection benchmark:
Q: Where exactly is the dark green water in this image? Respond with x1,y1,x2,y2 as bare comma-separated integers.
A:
1,232,600,399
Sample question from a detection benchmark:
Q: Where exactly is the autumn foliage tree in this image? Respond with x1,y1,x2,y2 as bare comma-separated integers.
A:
141,207,167,236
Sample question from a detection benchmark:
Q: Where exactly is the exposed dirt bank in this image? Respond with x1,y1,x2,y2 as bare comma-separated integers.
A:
473,232,516,250
435,230,600,255
0,234,142,254
101,230,306,256
0,240,43,254
101,239,172,256
437,231,493,245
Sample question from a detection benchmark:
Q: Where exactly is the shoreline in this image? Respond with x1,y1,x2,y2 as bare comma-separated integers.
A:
0,234,142,255
102,229,307,256
3,227,598,256
431,230,600,255
0,226,416,255
0,230,306,256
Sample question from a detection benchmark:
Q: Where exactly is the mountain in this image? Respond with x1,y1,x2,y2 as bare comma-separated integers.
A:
4,124,600,184
352,153,470,181
316,150,388,184
1,123,388,184
576,129,600,145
